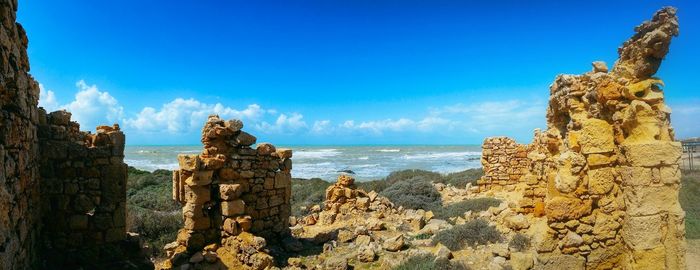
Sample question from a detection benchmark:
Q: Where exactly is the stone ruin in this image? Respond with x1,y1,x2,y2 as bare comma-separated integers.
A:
1,1,147,269
477,7,686,269
478,137,531,192
158,115,293,269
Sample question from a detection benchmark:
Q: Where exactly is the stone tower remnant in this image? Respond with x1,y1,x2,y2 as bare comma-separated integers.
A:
160,115,293,269
477,7,685,269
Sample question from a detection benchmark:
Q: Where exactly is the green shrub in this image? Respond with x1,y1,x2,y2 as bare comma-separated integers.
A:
126,167,182,257
439,168,484,187
432,219,502,251
291,178,333,216
380,176,441,210
680,169,700,238
356,179,391,193
433,198,501,220
127,205,182,257
414,233,432,240
393,253,468,270
508,233,531,252
386,169,442,186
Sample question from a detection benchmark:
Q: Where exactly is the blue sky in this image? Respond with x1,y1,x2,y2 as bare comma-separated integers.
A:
18,0,700,145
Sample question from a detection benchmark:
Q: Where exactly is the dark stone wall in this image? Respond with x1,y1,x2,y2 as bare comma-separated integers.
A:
37,109,130,268
0,0,42,268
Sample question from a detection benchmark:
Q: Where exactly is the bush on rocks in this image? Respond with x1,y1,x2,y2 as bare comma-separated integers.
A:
433,198,501,220
508,233,531,252
393,253,469,270
380,176,442,210
432,219,502,251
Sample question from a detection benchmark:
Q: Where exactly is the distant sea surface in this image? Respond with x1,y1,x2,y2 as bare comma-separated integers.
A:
125,145,482,181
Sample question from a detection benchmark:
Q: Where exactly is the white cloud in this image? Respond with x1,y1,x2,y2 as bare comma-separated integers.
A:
346,118,415,135
311,120,332,135
432,100,544,132
40,80,124,129
124,98,267,133
38,84,59,112
255,113,308,134
37,80,547,143
62,80,124,129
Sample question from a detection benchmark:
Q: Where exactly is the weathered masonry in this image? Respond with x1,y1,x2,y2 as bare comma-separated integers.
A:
1,1,146,269
477,7,686,270
160,115,293,269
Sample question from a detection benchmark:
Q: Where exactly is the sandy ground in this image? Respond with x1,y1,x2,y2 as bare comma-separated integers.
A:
687,239,700,269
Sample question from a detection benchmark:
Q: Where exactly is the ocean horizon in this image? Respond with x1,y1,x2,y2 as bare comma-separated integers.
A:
125,144,483,181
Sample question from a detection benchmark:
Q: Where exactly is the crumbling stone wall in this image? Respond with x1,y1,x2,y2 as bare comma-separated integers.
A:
37,109,130,267
0,0,42,268
162,115,292,269
478,137,531,192
478,7,685,269
1,2,145,269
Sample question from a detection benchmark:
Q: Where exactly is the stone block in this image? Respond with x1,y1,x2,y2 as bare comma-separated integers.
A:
660,165,681,184
535,254,585,270
184,185,210,204
587,167,615,195
184,216,211,230
587,153,612,166
275,172,291,188
219,184,243,200
177,154,200,171
221,200,245,217
620,166,652,186
579,118,615,154
183,203,206,218
276,148,293,159
621,141,682,167
622,214,664,250
263,177,274,189
256,143,276,155
172,170,181,202
235,131,257,146
623,185,682,216
219,167,240,181
544,196,592,221
627,246,666,270
269,196,284,207
223,218,239,235
185,170,213,186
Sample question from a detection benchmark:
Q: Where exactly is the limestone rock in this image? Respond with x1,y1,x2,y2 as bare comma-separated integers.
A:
544,196,592,221
383,234,405,252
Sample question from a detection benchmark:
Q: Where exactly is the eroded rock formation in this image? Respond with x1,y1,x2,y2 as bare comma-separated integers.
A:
159,115,293,270
477,7,685,270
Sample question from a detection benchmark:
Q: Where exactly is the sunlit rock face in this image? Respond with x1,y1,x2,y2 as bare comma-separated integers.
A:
478,7,685,269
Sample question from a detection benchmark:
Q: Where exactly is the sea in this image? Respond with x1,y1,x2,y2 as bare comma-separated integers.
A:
125,145,483,181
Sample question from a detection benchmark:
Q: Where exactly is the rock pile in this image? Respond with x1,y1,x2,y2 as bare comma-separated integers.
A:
160,115,292,270
476,7,685,269
301,174,394,227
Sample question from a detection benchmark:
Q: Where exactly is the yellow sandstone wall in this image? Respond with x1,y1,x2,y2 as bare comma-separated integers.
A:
162,115,292,269
479,7,685,270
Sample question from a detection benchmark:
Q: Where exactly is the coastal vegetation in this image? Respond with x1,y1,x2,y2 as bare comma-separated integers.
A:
126,167,181,257
680,169,700,239
125,166,700,261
